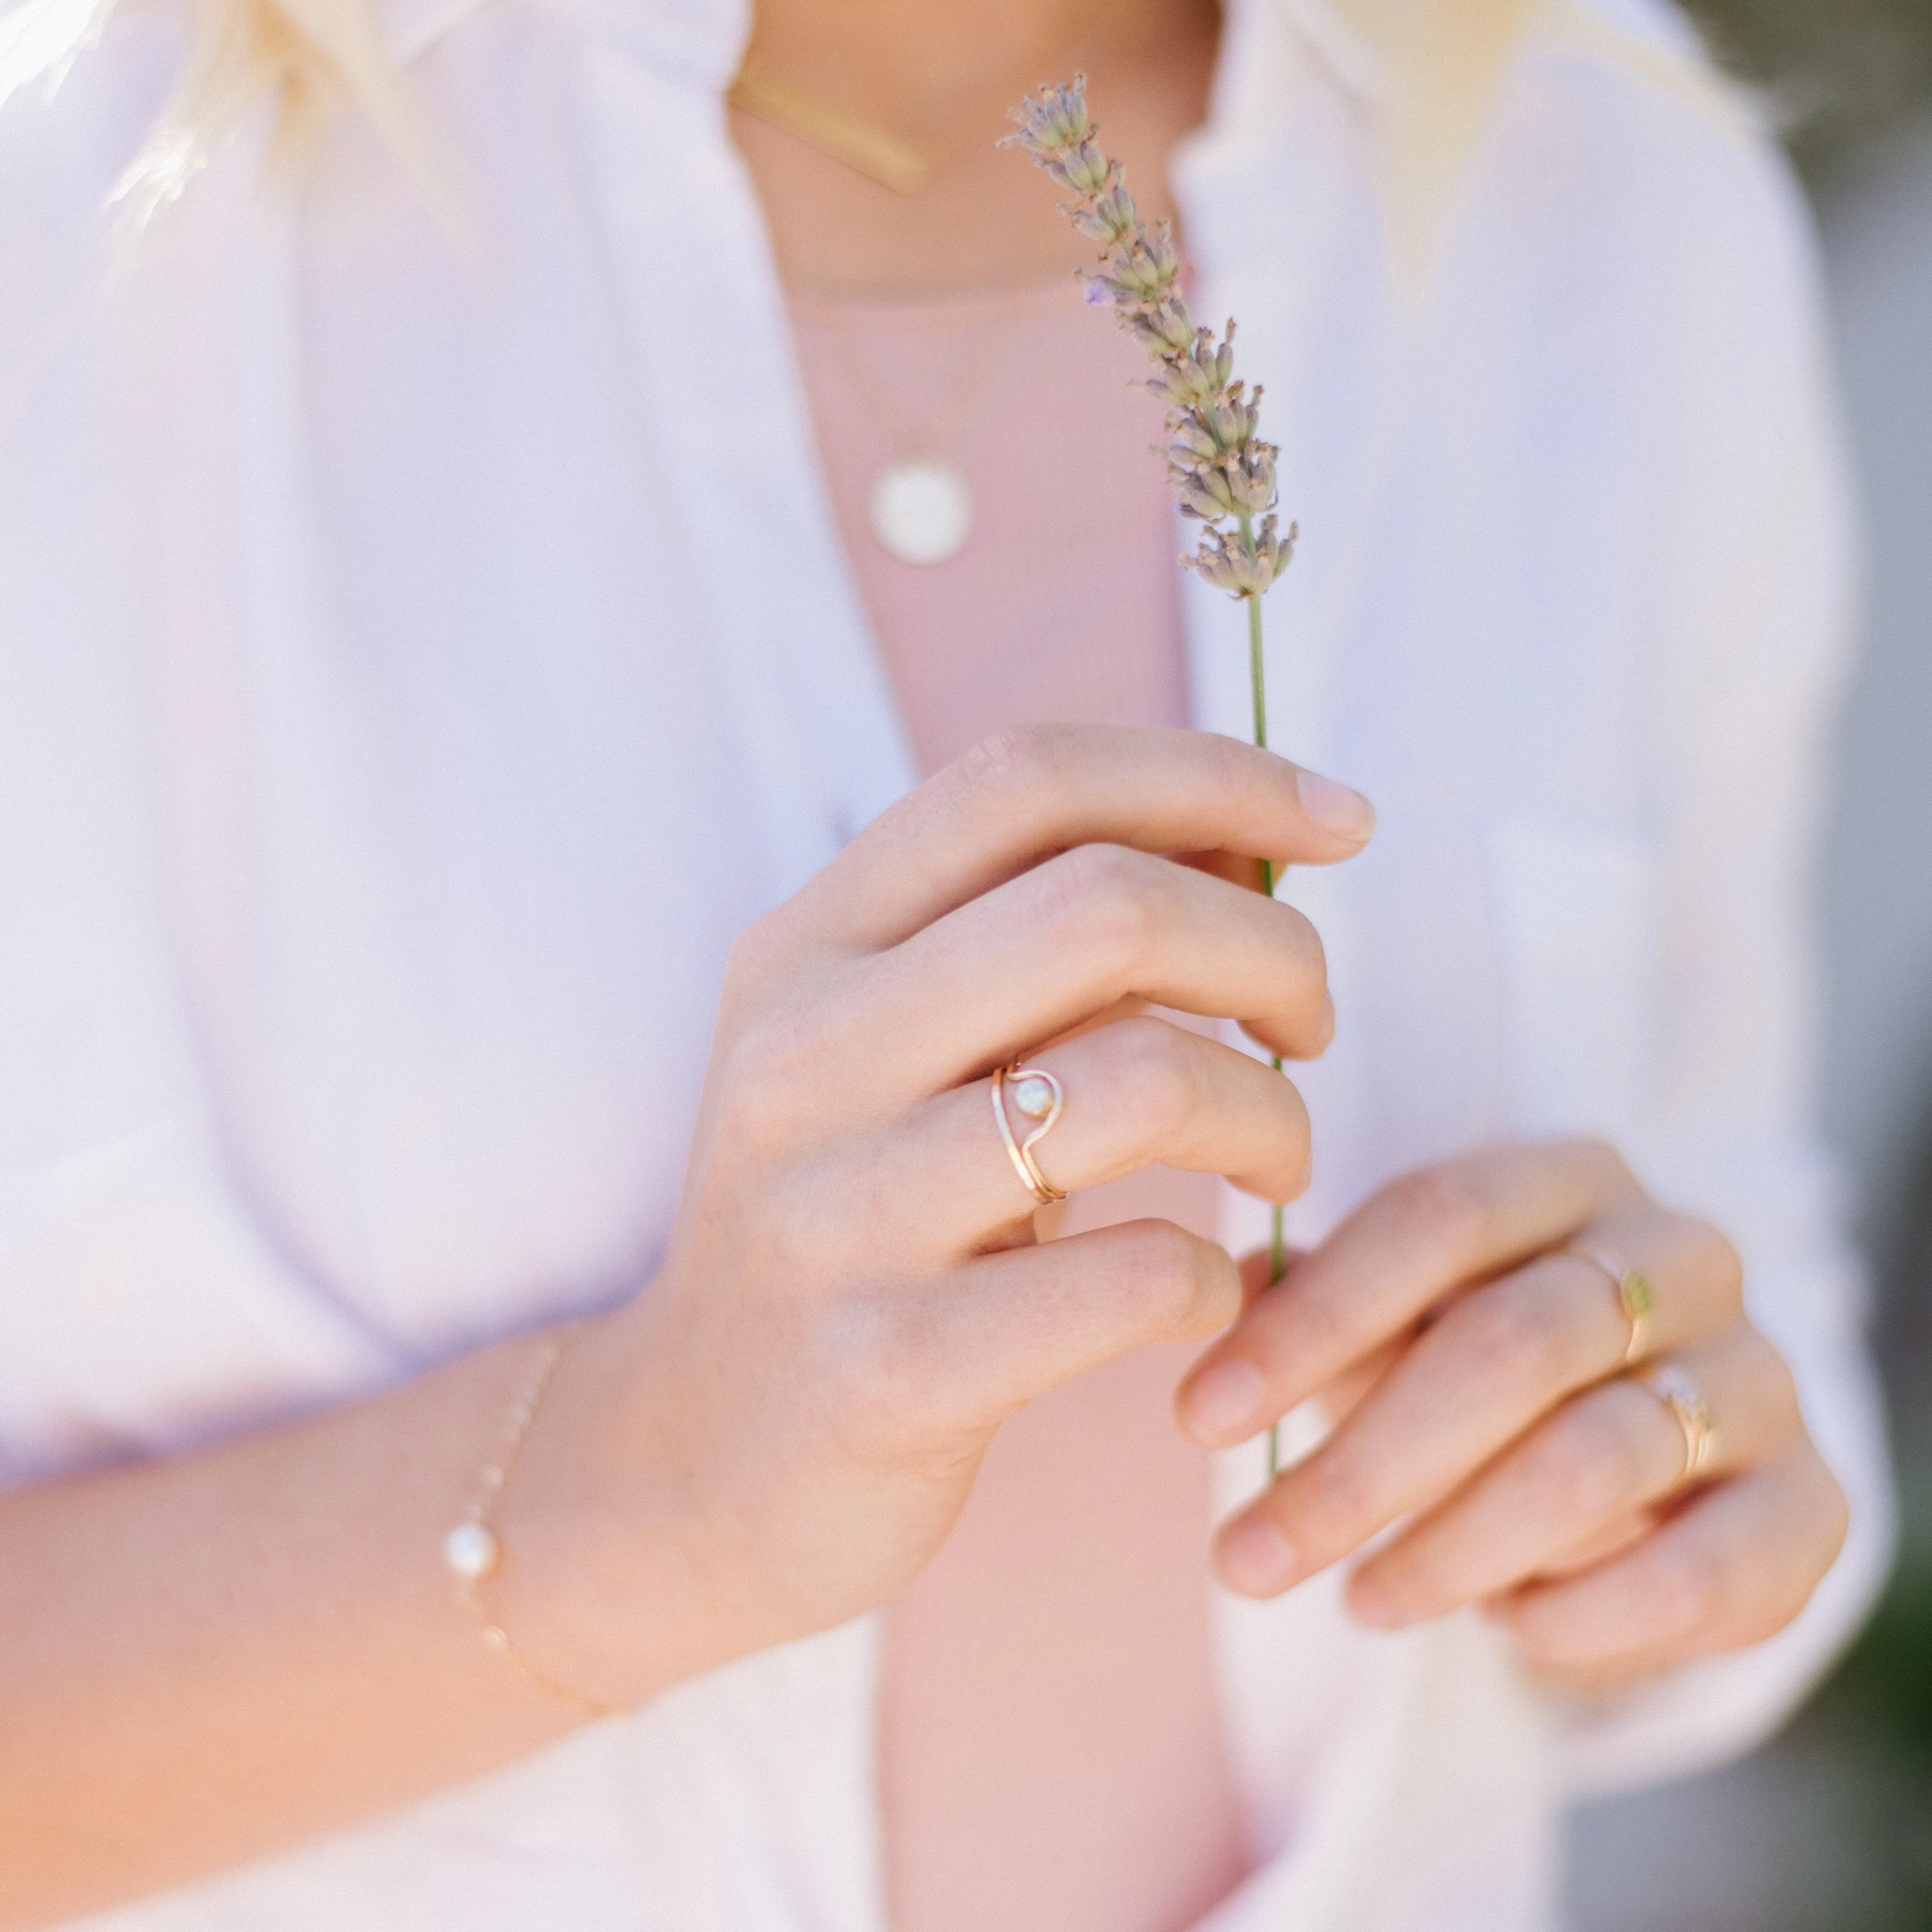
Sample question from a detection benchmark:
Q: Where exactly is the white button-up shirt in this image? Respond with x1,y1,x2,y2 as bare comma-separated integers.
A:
0,0,1894,1924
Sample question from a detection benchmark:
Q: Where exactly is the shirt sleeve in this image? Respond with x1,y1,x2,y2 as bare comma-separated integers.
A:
0,39,407,1487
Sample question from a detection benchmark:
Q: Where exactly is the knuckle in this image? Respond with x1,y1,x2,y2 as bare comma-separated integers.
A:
1381,1163,1494,1265
719,911,787,1011
1290,1449,1377,1543
816,1296,937,1462
1532,1399,1647,1520
1272,913,1331,1043
1566,1135,1639,1200
759,1160,860,1279
953,722,1071,810
1682,1217,1746,1308
1285,903,1328,982
1647,1535,1724,1633
1790,1447,1851,1567
1744,1329,1804,1436
714,1009,818,1158
1115,1220,1217,1335
1261,1279,1350,1379
1457,1279,1571,1393
1106,1018,1203,1139
1041,843,1169,963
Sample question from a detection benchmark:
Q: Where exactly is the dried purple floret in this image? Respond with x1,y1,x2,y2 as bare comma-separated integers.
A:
1004,73,1295,609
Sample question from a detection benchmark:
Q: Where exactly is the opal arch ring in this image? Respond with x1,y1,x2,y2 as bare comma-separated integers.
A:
1563,1241,1655,1367
1640,1361,1717,1487
991,1063,1068,1207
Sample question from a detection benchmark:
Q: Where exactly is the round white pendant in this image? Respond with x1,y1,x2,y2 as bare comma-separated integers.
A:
867,458,974,566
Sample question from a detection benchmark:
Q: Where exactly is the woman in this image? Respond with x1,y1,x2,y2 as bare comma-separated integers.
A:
0,0,1892,1925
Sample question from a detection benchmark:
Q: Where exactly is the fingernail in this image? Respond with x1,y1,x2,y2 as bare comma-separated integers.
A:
1347,1573,1402,1629
1296,770,1376,841
1180,1358,1267,1442
1218,1515,1298,1595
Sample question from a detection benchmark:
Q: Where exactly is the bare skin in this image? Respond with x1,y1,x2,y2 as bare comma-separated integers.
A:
1178,1144,1848,1689
0,727,1366,1928
731,0,1851,1693
0,0,1851,1922
729,0,1221,297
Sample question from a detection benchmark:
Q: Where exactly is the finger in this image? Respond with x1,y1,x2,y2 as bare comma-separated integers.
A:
1345,1326,1803,1628
1537,1507,1654,1578
1181,1248,1405,1443
1206,1218,1751,1598
786,724,1374,952
877,1220,1244,1441
1177,849,1270,892
1180,1144,1678,1445
830,843,1332,1106
1486,1448,1850,1673
838,1017,1310,1260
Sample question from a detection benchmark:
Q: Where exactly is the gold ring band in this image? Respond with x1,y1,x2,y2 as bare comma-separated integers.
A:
1564,1241,1654,1366
991,1063,1067,1206
1640,1362,1716,1485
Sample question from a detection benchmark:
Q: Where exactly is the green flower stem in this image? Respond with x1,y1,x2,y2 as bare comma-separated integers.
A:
1241,554,1286,1484
1008,80,1296,1487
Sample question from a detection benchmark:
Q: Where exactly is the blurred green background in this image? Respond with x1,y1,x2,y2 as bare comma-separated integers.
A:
1567,4,1932,1928
1686,0,1932,164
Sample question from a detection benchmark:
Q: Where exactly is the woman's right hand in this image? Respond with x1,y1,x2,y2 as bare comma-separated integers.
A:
524,724,1374,1701
0,724,1373,1927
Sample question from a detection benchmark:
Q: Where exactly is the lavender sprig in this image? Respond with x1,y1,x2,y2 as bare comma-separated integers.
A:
1006,74,1296,1475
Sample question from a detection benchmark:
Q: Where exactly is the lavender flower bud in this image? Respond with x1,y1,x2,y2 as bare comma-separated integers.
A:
1008,75,1294,607
1039,138,1111,197
1167,418,1221,463
1144,351,1222,408
1258,514,1298,572
1068,178,1137,244
1177,459,1243,519
1232,444,1279,514
1191,526,1276,597
1201,387,1260,450
1002,75,1091,156
1144,367,1202,408
1125,298,1196,355
1094,241,1178,304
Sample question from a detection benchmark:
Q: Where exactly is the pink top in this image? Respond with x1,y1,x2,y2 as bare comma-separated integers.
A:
787,277,1250,1932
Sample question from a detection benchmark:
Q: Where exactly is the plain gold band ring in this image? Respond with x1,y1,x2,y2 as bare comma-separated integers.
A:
1564,1241,1655,1367
991,1063,1068,1207
1640,1361,1717,1486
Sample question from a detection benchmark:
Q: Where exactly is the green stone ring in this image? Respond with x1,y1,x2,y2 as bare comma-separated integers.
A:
1565,1243,1654,1366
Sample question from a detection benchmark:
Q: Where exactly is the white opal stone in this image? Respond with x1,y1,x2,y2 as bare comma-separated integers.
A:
1012,1074,1055,1119
867,458,974,566
443,1522,499,1581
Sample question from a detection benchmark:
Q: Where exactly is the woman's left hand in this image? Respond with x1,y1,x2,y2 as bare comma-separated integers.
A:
1177,1138,1850,1689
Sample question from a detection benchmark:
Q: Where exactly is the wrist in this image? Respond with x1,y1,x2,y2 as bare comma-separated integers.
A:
477,1305,731,1713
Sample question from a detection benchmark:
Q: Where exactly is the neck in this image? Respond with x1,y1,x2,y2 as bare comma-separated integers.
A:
732,0,1220,300
739,0,1199,140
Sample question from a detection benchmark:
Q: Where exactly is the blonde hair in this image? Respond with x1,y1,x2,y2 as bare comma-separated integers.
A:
0,0,455,226
0,0,1735,261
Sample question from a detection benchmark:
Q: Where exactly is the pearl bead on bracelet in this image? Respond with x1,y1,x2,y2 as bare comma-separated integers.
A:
443,1328,615,1719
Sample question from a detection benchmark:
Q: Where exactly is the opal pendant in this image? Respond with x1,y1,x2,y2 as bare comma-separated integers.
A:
867,458,974,566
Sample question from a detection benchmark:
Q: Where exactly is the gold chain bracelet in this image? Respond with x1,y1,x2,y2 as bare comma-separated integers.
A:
441,1326,617,1721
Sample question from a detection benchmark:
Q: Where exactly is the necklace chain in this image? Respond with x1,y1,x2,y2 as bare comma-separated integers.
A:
801,305,1021,462
728,67,941,196
727,23,1088,198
